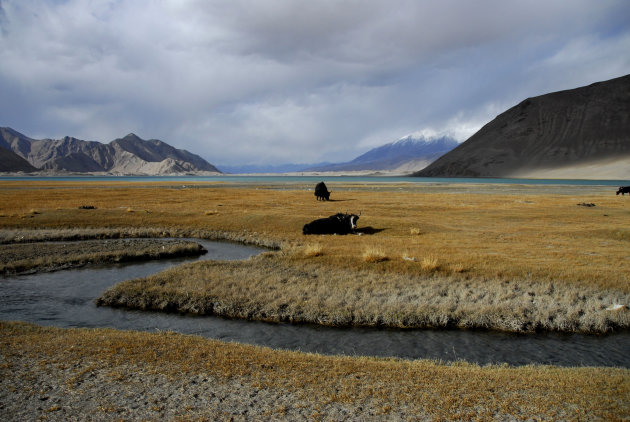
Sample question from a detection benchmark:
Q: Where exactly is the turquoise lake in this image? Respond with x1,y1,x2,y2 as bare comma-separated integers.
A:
1,175,629,186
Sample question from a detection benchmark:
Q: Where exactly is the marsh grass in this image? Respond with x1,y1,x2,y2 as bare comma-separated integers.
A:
2,180,630,332
2,180,629,418
0,239,206,275
2,321,628,420
98,253,630,332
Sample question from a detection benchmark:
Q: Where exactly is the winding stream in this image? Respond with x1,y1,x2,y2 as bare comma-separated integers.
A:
1,239,628,367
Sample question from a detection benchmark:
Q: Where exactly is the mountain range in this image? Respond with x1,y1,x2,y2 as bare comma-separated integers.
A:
218,135,457,174
303,135,458,173
0,128,220,175
415,74,630,179
3,74,628,178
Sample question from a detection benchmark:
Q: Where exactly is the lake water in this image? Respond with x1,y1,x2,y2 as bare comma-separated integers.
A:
2,175,629,186
1,239,628,368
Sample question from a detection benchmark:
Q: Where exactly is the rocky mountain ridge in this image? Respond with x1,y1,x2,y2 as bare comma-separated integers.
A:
415,74,630,178
0,128,220,175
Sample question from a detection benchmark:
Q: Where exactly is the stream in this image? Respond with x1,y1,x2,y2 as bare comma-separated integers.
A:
1,239,628,367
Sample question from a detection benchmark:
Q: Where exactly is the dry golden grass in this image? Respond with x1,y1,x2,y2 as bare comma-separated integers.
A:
1,180,629,418
2,321,628,420
0,239,205,275
2,180,630,333
97,254,630,332
1,180,628,290
303,242,324,257
420,254,439,271
362,246,388,263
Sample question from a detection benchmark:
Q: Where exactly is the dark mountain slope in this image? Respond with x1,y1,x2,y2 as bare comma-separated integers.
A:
0,147,37,172
415,74,630,177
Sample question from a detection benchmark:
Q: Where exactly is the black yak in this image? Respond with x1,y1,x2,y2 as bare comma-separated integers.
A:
303,212,360,235
616,186,630,195
314,181,330,201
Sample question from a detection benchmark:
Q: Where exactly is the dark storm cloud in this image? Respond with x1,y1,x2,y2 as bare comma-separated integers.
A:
1,0,629,165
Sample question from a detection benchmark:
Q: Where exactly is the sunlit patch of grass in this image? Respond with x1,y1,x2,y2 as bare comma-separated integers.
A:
303,243,324,257
450,263,466,273
363,247,388,263
421,255,439,272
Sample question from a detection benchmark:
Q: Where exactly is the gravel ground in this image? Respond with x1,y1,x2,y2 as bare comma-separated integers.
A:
0,345,414,421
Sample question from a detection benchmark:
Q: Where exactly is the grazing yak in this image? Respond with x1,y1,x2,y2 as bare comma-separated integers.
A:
616,186,630,195
303,212,360,235
314,181,331,201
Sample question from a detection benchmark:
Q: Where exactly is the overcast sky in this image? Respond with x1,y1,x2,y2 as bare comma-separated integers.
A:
1,0,629,166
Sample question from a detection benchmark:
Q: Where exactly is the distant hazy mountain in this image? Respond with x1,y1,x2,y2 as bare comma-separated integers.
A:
415,74,630,178
305,134,458,173
218,162,331,174
0,128,220,175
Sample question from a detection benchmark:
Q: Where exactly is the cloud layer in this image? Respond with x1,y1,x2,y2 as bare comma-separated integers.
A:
1,0,629,166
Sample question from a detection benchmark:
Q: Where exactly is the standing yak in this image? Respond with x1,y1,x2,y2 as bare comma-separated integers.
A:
617,186,630,195
314,181,331,201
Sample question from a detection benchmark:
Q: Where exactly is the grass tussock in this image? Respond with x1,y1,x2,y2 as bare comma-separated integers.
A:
303,242,324,257
363,246,388,263
450,262,466,273
2,321,628,421
421,255,440,272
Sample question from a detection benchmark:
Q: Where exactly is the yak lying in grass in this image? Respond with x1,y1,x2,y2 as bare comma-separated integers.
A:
303,212,359,235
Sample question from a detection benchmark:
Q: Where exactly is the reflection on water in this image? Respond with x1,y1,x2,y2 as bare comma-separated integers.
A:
1,239,628,367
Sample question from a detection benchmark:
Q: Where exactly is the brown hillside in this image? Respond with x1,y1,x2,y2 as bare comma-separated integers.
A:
415,74,630,178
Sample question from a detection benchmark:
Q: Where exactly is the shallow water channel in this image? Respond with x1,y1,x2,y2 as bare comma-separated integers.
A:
1,239,629,368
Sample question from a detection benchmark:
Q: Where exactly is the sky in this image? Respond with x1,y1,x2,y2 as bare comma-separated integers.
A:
1,0,629,167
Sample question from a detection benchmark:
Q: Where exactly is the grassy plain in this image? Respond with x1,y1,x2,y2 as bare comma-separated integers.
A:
1,180,628,332
1,179,629,419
